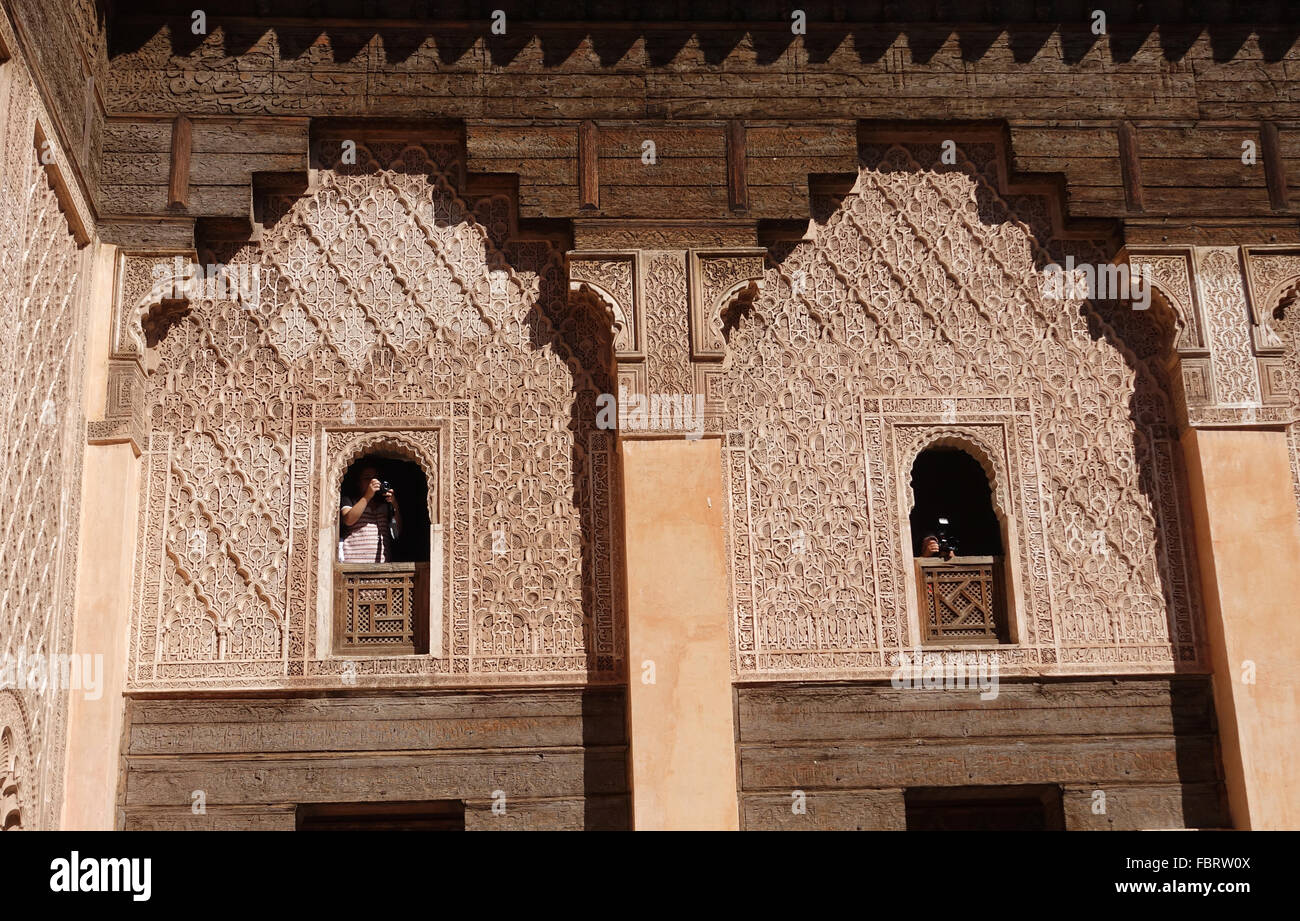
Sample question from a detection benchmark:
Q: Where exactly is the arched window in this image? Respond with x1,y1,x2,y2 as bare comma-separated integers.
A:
338,454,430,564
909,448,1003,559
909,446,1009,643
1,727,21,831
333,451,432,656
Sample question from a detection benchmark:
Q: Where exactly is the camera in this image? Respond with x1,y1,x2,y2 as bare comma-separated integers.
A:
935,517,958,556
372,480,392,502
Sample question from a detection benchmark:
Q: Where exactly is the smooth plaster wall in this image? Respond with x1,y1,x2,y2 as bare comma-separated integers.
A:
1182,427,1300,830
619,436,739,830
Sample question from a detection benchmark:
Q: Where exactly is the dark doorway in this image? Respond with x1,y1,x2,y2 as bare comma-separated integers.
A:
905,785,1065,831
297,801,465,831
909,447,1003,557
340,454,430,563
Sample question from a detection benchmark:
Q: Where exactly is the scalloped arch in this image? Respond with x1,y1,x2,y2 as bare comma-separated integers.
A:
329,432,438,522
901,429,1011,526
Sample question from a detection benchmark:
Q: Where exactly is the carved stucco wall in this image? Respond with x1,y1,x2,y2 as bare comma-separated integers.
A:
0,20,92,830
718,142,1204,677
126,140,622,689
119,134,1261,690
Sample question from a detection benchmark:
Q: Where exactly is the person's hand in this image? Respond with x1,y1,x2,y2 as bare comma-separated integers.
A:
384,486,397,508
364,478,381,499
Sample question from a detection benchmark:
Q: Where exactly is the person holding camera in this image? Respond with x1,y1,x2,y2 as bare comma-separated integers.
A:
339,463,402,563
919,534,955,561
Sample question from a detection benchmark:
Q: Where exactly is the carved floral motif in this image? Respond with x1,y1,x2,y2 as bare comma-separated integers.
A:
1196,248,1261,407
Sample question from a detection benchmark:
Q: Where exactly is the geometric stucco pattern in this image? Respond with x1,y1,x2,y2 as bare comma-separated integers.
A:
718,142,1204,677
0,42,91,827
128,138,622,689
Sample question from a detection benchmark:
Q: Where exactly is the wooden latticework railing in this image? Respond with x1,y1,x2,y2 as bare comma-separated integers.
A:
917,556,1006,643
334,563,429,655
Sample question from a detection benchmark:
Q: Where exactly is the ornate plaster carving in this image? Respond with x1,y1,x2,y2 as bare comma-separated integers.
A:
688,248,767,362
128,139,623,688
1270,288,1300,523
0,48,90,828
1125,248,1205,352
566,251,640,357
719,141,1203,678
0,694,33,831
1243,248,1300,415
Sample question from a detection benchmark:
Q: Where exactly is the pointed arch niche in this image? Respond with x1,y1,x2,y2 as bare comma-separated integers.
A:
317,425,447,661
896,424,1027,649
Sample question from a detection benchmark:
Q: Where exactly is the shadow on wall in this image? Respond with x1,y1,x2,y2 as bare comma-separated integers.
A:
106,1,1300,65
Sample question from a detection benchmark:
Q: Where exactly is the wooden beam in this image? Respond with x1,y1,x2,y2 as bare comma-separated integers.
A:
1117,120,1144,213
578,119,598,210
727,119,748,212
168,115,192,209
1260,121,1290,211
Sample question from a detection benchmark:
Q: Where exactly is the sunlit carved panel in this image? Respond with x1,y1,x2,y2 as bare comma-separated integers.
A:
130,141,622,688
1195,247,1261,407
0,70,89,828
720,142,1202,677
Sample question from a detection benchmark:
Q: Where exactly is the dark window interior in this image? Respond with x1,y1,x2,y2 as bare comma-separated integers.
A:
297,801,465,831
905,785,1065,831
909,447,1003,557
340,454,430,562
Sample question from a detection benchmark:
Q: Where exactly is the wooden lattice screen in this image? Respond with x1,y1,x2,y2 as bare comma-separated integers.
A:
334,563,430,655
916,556,1006,643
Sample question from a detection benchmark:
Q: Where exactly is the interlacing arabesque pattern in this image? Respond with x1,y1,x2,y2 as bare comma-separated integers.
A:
720,142,1202,675
134,142,620,686
0,76,89,828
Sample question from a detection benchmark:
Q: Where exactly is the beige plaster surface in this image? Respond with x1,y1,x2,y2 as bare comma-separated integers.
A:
1182,427,1300,830
619,437,739,830
61,243,140,830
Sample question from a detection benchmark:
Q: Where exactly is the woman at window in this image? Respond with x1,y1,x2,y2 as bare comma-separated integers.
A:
339,462,403,562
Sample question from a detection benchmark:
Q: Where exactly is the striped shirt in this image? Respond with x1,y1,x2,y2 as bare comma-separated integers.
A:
339,496,396,563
